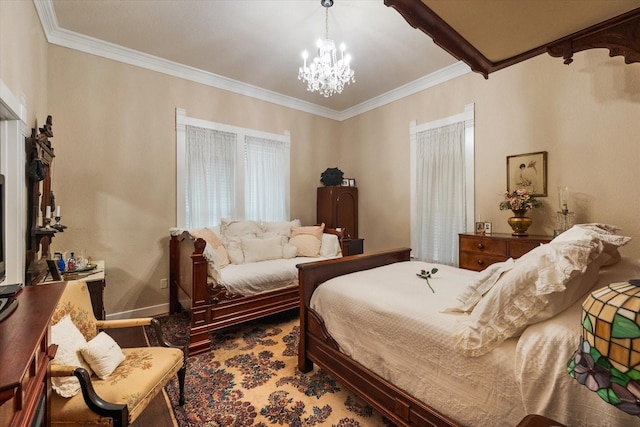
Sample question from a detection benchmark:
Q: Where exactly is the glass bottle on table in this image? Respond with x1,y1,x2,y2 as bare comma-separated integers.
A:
67,252,76,271
55,252,66,272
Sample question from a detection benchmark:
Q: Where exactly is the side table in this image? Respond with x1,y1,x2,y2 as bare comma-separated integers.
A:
80,260,106,320
46,260,106,320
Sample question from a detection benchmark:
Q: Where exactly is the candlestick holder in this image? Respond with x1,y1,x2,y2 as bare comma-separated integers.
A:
52,216,67,231
42,216,54,230
556,207,575,234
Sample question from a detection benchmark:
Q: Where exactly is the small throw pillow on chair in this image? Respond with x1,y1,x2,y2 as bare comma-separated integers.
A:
80,332,126,379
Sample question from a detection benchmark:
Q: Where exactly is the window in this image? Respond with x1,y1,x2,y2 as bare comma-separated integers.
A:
410,104,474,266
176,109,290,228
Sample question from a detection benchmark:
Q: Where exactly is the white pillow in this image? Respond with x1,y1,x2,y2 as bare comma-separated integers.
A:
241,236,284,263
80,332,125,379
319,233,342,258
225,238,244,264
262,219,301,238
283,243,298,259
442,258,514,313
220,219,263,240
50,315,92,397
552,223,631,256
453,239,603,357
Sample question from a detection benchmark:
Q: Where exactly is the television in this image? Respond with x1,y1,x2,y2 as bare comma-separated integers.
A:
0,174,5,282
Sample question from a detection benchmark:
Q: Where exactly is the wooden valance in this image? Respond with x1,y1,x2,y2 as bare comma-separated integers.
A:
385,0,640,78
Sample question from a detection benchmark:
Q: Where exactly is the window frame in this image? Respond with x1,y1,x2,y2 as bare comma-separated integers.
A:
175,108,290,228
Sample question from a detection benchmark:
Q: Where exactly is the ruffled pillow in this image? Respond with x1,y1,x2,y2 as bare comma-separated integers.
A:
453,238,605,357
442,258,514,313
50,315,94,397
220,219,262,241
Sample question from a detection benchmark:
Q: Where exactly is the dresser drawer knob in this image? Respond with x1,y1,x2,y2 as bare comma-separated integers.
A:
476,243,484,249
477,259,484,266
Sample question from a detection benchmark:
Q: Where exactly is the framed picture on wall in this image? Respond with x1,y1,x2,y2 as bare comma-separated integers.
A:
506,151,547,197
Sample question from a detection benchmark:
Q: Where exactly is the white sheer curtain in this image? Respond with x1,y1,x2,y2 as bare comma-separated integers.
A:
414,122,466,265
244,136,290,221
185,125,237,228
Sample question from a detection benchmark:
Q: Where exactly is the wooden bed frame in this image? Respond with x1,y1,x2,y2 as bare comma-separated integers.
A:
169,227,346,355
297,248,461,427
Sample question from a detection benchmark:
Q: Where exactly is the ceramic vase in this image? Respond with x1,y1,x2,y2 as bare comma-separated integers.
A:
508,209,532,236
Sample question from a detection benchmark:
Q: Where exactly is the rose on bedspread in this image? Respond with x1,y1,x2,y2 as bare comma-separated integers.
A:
417,268,438,293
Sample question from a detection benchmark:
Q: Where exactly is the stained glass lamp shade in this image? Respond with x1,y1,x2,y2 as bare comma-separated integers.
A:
567,281,640,417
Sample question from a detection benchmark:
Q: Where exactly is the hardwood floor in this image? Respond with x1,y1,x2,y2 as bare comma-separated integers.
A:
106,325,177,427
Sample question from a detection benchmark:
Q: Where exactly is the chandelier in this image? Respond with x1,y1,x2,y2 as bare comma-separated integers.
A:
298,0,355,97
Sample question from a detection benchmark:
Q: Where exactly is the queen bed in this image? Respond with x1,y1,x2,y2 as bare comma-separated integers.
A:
297,225,639,426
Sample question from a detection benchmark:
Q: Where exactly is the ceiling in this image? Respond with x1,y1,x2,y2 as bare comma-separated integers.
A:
39,0,640,118
43,0,460,115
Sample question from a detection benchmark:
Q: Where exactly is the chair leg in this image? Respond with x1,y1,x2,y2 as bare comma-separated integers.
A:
177,365,186,406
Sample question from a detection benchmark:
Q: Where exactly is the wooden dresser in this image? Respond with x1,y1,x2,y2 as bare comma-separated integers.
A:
0,282,65,427
459,233,552,271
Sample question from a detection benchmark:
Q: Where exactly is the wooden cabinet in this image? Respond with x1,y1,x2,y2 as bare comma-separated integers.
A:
317,186,358,238
0,282,65,427
458,233,552,271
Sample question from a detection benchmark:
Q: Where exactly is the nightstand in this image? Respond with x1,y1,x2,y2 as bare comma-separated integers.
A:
458,233,552,271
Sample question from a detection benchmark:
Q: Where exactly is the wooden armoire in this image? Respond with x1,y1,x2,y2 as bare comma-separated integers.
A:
316,186,358,238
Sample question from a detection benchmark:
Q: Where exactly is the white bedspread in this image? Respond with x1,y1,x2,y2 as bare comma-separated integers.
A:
310,259,640,426
219,256,331,296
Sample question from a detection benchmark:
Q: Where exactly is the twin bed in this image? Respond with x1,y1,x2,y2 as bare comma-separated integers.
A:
297,225,639,426
169,225,345,354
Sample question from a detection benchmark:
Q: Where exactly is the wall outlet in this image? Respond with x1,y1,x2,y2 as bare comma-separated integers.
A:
160,278,168,289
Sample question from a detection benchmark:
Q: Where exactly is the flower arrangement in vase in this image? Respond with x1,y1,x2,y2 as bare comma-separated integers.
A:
499,188,543,236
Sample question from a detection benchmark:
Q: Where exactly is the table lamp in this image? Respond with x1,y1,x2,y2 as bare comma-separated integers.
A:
567,280,640,417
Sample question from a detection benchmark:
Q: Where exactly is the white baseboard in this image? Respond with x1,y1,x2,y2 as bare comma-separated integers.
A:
106,303,170,320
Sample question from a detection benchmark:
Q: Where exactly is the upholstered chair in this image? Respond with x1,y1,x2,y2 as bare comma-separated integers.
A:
49,280,186,427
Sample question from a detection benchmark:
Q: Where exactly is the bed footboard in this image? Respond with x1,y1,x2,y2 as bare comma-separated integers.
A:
297,248,460,427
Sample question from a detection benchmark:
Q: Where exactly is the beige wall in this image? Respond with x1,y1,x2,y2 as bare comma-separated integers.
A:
47,46,341,315
0,0,48,126
341,51,640,259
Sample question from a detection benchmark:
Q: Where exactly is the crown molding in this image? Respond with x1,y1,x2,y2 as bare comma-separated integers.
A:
33,0,469,122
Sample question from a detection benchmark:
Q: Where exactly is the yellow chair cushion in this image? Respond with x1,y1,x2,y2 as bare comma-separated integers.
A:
51,346,183,426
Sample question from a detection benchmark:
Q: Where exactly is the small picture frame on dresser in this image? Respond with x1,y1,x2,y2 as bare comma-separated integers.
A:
484,222,492,234
348,178,356,187
475,222,486,234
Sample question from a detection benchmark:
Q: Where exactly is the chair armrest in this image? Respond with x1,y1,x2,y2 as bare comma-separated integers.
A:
97,318,187,354
95,318,153,329
51,366,129,427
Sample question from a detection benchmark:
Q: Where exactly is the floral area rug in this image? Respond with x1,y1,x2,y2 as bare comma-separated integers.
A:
147,311,394,427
